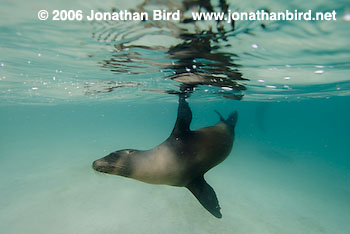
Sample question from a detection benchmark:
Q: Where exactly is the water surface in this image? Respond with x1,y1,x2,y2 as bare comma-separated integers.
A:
0,0,349,233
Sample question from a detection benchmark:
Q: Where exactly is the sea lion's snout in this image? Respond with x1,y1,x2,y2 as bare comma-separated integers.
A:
92,160,99,170
92,149,137,176
92,159,114,173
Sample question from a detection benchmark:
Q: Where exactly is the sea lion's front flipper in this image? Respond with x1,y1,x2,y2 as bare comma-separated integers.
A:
186,176,222,218
171,95,192,136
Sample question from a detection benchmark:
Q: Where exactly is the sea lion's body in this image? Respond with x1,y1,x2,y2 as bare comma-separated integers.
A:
128,122,234,187
93,96,237,218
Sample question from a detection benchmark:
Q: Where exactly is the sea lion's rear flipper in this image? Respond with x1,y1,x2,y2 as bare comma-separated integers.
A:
171,95,192,136
227,111,238,129
215,110,238,130
186,176,222,218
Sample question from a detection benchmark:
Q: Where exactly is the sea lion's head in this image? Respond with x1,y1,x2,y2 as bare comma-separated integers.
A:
92,149,138,176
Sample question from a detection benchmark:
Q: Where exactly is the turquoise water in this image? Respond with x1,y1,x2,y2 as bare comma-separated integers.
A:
1,0,349,233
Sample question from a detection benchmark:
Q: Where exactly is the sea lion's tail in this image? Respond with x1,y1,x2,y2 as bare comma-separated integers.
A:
215,110,238,129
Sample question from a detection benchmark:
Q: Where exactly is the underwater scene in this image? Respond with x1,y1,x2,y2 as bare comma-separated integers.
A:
0,0,349,233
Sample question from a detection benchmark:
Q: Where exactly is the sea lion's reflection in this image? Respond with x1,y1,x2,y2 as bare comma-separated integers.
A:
93,0,248,100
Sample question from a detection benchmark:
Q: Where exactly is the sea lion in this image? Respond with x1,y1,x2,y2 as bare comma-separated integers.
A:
92,95,238,218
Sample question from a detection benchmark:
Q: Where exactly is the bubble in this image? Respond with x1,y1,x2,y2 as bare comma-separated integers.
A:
266,85,277,89
314,70,324,74
251,43,258,49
